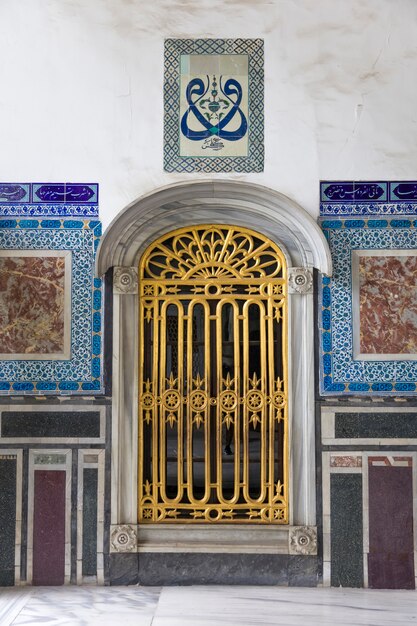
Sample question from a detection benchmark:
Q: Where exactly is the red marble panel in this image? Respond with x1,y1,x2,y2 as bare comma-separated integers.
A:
33,470,66,585
0,255,65,354
368,464,414,589
359,255,417,354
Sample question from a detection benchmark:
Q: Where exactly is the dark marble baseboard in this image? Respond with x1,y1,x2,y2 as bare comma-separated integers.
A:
109,553,318,586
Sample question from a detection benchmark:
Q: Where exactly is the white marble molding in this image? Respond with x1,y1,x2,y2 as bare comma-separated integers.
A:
97,181,332,548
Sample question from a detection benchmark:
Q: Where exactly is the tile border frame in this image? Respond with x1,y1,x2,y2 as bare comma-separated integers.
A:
164,38,264,173
0,217,103,395
320,218,417,395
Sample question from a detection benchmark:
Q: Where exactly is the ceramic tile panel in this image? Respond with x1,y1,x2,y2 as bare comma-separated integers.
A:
0,183,98,216
0,183,103,395
319,190,417,394
320,180,417,216
164,39,264,172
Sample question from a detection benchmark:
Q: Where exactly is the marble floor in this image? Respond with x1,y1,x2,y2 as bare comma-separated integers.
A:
0,585,417,626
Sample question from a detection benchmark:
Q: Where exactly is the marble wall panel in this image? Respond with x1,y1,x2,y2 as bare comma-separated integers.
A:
322,425,417,590
1,411,101,439
334,411,417,440
355,252,417,358
137,553,310,586
0,457,17,586
0,253,70,358
330,473,363,587
82,469,98,577
368,458,415,589
32,470,66,585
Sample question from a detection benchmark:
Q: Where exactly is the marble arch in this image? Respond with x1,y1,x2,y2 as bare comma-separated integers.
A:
97,180,331,554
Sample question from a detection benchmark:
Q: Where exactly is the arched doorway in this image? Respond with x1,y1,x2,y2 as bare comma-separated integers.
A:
97,180,331,575
138,225,288,524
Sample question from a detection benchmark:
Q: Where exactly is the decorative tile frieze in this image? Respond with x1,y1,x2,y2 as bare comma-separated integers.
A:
0,183,98,216
288,526,317,556
110,524,137,553
320,214,417,395
288,267,313,294
113,267,138,295
320,180,417,216
0,184,103,395
164,38,264,173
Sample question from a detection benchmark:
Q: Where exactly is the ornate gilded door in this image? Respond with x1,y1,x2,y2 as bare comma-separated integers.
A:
138,226,288,523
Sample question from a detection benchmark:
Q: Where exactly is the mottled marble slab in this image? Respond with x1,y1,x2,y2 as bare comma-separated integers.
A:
152,586,417,626
0,588,33,626
358,253,417,356
1,586,417,626
8,587,160,626
0,252,70,359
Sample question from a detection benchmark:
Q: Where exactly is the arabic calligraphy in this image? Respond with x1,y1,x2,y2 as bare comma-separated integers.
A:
324,183,385,201
392,184,417,199
181,75,247,150
0,185,27,202
35,185,95,203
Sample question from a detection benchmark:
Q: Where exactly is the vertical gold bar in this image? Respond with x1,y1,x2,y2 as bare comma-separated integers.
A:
159,300,167,504
177,300,184,502
258,299,267,503
216,300,240,505
186,302,193,504
233,300,241,505
267,288,276,510
282,277,288,518
203,299,211,504
151,295,159,519
242,300,250,503
138,293,144,516
215,300,223,503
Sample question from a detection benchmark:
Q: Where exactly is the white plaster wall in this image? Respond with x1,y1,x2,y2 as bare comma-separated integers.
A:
1,0,416,228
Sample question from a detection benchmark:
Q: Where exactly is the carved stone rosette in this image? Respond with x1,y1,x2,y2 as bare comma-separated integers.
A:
113,266,138,295
110,524,137,553
288,526,317,555
288,267,313,294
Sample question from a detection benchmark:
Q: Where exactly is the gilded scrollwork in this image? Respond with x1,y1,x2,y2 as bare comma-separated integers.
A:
138,225,288,524
142,226,283,280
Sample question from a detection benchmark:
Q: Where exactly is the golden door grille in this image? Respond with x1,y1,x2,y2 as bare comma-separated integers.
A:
138,226,288,523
